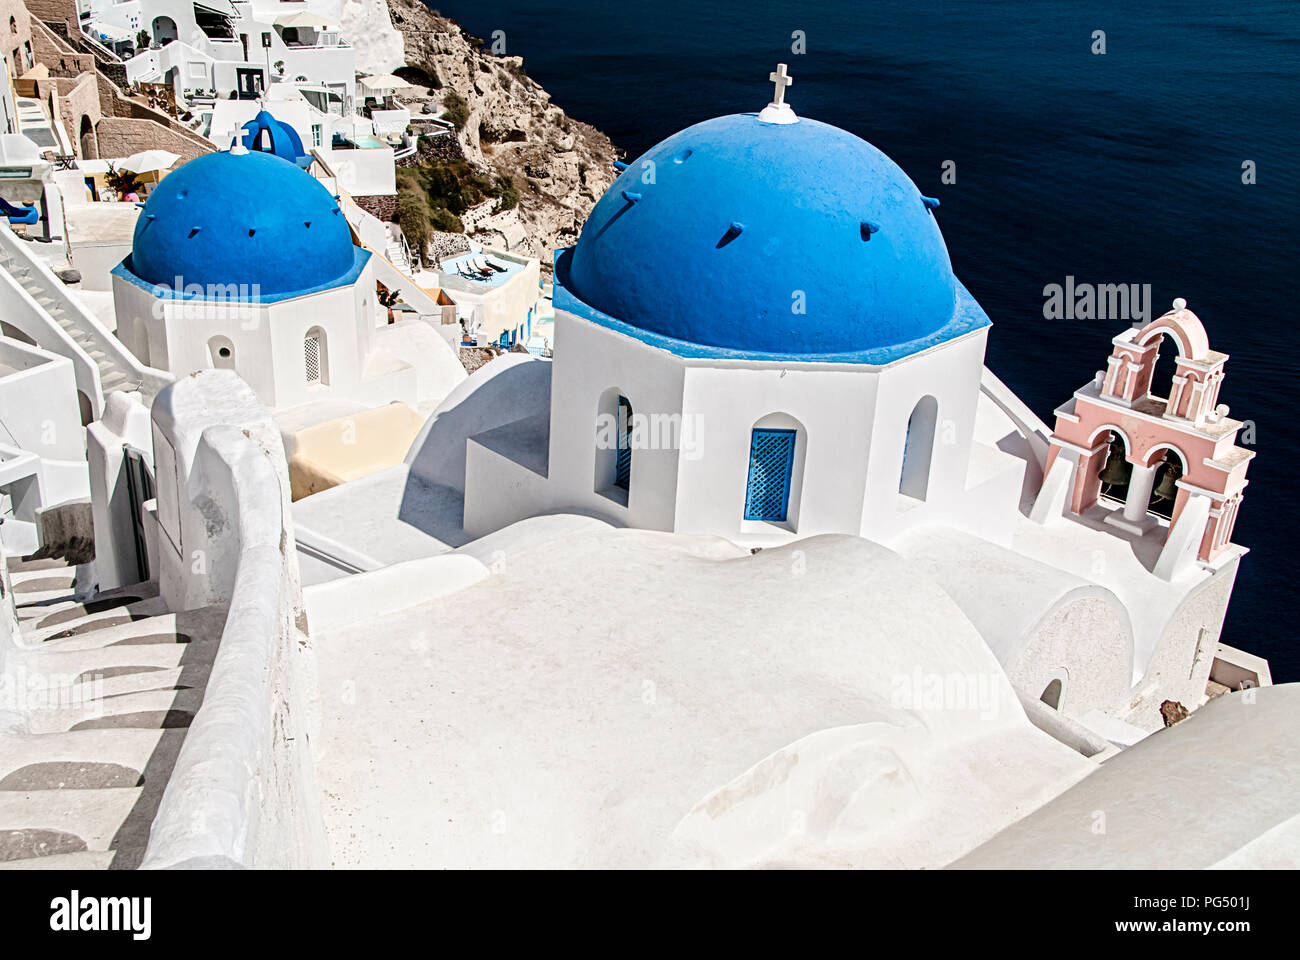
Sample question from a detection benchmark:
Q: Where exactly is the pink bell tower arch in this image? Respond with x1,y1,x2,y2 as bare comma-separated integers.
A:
1031,299,1253,580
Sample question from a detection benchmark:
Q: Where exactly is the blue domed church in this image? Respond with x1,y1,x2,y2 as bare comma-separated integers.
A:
458,68,1016,547
110,143,417,412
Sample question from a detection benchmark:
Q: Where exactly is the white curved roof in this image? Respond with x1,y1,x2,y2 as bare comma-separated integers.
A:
308,520,1092,867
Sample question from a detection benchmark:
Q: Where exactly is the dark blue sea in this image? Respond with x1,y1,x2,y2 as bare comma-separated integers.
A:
428,0,1299,680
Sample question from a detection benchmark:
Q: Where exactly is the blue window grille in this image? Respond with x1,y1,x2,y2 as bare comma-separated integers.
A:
744,429,796,521
614,396,632,490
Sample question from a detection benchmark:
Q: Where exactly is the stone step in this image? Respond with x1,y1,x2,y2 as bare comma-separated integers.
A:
0,729,166,784
0,787,144,860
27,641,203,677
24,686,203,735
0,850,117,869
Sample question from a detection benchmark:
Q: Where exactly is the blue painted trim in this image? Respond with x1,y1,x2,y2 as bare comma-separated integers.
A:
553,247,989,365
111,246,371,303
744,428,796,521
614,395,632,490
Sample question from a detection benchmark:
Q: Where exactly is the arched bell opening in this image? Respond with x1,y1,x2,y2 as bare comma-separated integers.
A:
1096,432,1131,506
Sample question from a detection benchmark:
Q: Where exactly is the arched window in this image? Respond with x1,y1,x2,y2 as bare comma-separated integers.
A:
743,413,807,528
208,335,235,370
304,327,328,385
899,396,938,501
594,388,632,503
1040,677,1063,710
151,15,177,45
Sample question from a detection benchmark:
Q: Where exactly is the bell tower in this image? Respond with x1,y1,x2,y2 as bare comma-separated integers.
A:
1030,299,1253,581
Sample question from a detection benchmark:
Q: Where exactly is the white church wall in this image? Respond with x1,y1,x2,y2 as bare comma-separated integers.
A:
675,362,875,543
861,329,994,544
546,314,685,531
110,271,158,369
132,264,385,413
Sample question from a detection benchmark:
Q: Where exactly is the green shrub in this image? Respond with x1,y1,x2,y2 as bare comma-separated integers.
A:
429,207,464,233
441,90,469,132
394,189,431,266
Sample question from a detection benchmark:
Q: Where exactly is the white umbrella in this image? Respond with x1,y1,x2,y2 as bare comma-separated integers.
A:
94,23,135,42
275,11,338,29
117,149,181,174
359,74,418,93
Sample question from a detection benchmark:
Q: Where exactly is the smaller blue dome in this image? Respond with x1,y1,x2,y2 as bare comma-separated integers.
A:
241,110,311,169
127,149,358,298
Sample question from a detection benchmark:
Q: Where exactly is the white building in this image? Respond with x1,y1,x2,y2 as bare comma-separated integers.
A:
207,92,397,196
97,0,356,107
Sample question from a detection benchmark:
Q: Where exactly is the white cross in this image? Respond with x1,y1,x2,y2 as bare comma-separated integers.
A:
769,63,793,106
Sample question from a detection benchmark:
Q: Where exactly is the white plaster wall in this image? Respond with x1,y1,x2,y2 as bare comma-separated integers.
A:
460,317,1016,548
317,144,396,197
894,526,1134,720
676,362,874,542
0,339,85,463
862,330,996,543
407,352,552,493
1120,556,1240,731
3,258,104,417
545,315,686,531
372,318,467,409
87,390,155,592
141,368,327,868
150,370,274,610
129,258,389,412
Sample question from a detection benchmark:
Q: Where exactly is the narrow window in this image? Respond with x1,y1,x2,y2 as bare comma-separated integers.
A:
744,428,796,522
614,395,632,490
304,327,327,384
900,396,938,501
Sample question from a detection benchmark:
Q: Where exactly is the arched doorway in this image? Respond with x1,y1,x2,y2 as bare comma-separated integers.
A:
78,115,96,160
151,16,177,45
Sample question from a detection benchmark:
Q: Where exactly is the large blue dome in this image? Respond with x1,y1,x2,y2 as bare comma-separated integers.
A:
127,149,357,298
565,113,960,356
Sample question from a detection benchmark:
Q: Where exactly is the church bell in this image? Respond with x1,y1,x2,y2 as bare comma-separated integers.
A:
1153,461,1182,501
1098,441,1131,489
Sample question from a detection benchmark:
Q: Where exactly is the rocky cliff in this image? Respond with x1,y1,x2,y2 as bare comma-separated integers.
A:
385,0,618,261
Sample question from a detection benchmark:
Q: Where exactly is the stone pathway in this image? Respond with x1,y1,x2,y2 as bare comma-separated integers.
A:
0,557,224,869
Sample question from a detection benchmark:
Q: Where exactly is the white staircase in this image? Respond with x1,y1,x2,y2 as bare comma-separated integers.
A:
385,229,412,273
0,557,224,870
0,228,171,409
